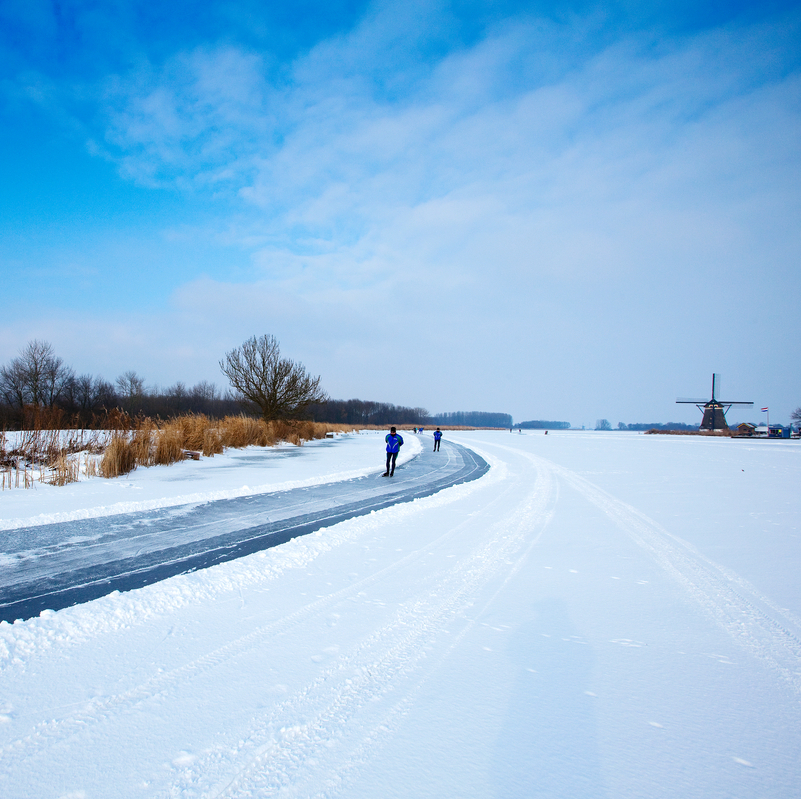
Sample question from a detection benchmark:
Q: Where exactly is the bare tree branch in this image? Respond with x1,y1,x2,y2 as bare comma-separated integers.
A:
0,340,73,408
219,335,327,421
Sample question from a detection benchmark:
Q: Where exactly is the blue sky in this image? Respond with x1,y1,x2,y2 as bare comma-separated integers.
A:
1,0,799,426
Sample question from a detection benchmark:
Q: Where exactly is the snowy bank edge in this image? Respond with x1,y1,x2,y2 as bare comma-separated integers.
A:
0,435,423,532
0,445,503,663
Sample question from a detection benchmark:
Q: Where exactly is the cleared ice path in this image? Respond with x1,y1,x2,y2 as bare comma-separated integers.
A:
0,438,488,622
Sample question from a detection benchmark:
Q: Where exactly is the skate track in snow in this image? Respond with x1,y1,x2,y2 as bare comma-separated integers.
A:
0,437,488,623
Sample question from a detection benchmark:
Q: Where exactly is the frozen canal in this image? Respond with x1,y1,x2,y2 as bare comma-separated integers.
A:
0,430,799,798
0,434,486,621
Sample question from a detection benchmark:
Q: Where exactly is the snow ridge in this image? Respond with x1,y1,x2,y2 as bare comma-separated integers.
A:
162,452,556,797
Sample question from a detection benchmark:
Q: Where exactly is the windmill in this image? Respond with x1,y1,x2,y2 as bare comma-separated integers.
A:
676,374,754,431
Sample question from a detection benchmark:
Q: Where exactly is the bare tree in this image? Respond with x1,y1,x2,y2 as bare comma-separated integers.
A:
0,340,73,408
792,407,801,424
166,381,189,412
116,371,146,415
65,374,115,413
0,357,26,408
191,380,219,402
219,335,327,421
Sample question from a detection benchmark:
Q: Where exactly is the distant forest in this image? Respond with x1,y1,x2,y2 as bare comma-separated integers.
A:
519,420,705,431
518,420,571,430
309,404,514,428
617,422,699,431
307,399,430,426
429,411,513,428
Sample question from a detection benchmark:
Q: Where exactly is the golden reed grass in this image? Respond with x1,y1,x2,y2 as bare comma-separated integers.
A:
98,415,355,478
99,431,137,478
1,416,106,489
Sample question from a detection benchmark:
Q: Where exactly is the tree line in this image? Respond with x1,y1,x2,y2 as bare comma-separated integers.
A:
518,419,571,430
0,340,242,429
616,421,699,431
428,411,513,428
0,337,511,431
307,399,431,426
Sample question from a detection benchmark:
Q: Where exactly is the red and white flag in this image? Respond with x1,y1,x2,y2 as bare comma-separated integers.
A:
761,407,769,412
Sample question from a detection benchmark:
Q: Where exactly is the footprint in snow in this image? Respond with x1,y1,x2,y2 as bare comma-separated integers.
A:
172,751,196,767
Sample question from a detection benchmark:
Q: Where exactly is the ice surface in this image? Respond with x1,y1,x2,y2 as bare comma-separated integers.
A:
0,430,421,530
0,434,486,621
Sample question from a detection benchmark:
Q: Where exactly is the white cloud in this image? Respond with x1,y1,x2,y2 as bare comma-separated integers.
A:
96,45,275,187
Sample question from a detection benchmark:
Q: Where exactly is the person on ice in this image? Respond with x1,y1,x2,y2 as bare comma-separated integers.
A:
383,426,404,477
433,428,442,452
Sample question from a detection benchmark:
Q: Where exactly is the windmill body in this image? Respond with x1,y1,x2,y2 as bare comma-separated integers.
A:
676,374,754,431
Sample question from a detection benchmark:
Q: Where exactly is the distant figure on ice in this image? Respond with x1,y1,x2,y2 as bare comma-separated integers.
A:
433,428,442,452
383,426,404,477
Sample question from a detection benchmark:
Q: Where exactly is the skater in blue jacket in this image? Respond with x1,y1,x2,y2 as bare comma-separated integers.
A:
383,427,404,476
433,428,442,452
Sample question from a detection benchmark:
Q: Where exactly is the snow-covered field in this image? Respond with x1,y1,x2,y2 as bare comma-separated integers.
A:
1,430,799,798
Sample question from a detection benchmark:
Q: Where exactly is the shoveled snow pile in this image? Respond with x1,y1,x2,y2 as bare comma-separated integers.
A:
0,429,799,798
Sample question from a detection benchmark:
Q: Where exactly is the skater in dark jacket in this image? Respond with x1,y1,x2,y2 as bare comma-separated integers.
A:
433,428,442,451
383,427,404,476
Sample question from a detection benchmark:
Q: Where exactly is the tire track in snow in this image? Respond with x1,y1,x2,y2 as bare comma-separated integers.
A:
0,448,498,771
161,448,557,798
310,453,561,799
540,456,801,696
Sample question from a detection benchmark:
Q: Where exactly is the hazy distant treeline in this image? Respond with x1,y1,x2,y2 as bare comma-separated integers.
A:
308,399,431,426
618,422,698,431
518,420,571,430
429,411,513,428
309,403,516,428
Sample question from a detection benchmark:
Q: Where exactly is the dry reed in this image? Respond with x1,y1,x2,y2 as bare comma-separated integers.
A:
202,427,224,457
99,431,137,478
83,453,99,479
130,419,156,467
47,454,80,486
1,417,106,489
4,412,358,487
154,426,184,466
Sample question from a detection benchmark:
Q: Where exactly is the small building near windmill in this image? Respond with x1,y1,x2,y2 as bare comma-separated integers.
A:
733,422,756,437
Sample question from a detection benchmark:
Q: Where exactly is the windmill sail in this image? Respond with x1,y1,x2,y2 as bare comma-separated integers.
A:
676,374,753,430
